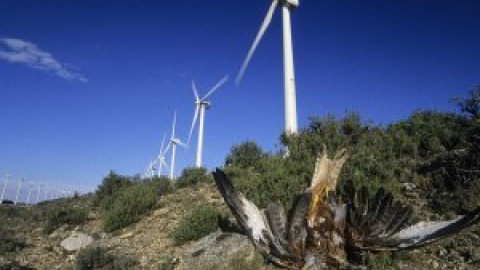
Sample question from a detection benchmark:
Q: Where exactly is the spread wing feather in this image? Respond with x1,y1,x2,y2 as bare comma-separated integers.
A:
382,207,480,249
287,193,311,257
266,201,289,249
344,180,480,251
212,169,294,264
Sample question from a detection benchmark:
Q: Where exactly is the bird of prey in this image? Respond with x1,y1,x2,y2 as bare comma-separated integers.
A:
212,145,480,269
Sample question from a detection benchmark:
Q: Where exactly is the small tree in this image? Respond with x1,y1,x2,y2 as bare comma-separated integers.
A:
93,171,133,206
176,167,209,188
225,141,264,169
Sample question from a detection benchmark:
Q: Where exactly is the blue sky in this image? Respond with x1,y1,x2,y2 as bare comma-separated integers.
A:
1,0,479,193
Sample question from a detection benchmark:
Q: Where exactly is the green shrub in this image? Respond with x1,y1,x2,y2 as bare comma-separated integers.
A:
102,181,158,232
176,167,210,188
151,176,174,195
171,203,220,245
364,252,394,270
44,207,89,234
75,245,137,270
0,227,26,254
94,171,134,207
225,155,308,209
225,141,264,169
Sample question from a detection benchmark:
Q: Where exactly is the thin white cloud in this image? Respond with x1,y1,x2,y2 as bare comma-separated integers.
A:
0,37,88,83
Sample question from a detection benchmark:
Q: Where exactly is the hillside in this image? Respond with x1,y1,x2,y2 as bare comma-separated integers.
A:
1,90,479,270
1,177,480,270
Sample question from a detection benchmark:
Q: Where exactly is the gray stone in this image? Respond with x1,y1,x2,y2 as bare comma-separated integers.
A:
176,231,261,270
175,231,345,270
60,232,94,252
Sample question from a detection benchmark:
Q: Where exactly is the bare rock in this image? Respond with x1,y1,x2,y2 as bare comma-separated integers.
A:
60,232,94,252
175,231,265,270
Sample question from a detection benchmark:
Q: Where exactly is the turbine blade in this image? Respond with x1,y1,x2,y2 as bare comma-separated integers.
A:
159,133,166,155
188,105,200,145
164,142,172,154
161,159,168,169
178,140,189,149
235,0,278,85
171,111,177,139
202,75,229,101
192,80,200,102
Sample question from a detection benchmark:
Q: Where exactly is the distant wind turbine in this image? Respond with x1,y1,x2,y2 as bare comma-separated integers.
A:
35,184,42,204
188,75,229,168
26,182,34,204
144,158,158,178
43,183,49,200
168,111,188,180
156,133,170,177
236,0,300,135
1,174,10,202
14,179,23,205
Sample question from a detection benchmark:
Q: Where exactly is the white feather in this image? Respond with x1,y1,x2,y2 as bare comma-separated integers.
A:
391,217,462,246
241,196,269,241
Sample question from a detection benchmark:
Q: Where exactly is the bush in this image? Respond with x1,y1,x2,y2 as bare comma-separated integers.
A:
102,181,159,232
364,252,394,270
151,176,174,196
171,203,220,245
75,245,137,270
225,154,308,209
44,207,89,234
0,227,26,254
175,167,210,188
225,141,264,169
94,171,134,207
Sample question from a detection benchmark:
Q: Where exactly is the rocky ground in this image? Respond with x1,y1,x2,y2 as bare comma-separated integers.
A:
1,182,479,270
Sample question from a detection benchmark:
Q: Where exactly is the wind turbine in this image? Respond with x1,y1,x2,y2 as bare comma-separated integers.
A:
14,178,23,205
168,111,187,180
187,75,229,168
236,0,300,135
156,133,170,177
1,174,10,202
43,183,49,201
26,182,34,204
144,158,157,178
35,184,42,204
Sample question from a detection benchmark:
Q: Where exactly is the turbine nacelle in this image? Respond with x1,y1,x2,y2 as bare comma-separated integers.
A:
196,100,211,109
280,0,299,8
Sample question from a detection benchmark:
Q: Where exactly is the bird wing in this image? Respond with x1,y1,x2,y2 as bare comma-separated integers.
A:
266,201,289,249
212,169,294,266
344,180,414,250
343,180,480,251
381,207,480,249
287,192,311,257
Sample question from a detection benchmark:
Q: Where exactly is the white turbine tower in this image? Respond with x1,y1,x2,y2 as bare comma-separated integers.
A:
168,111,187,180
187,75,229,168
236,0,300,135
